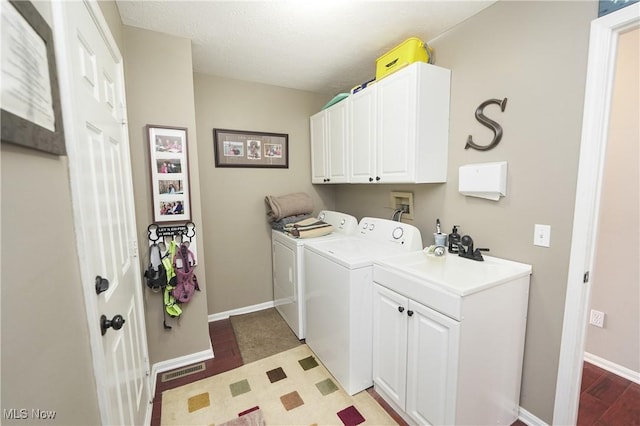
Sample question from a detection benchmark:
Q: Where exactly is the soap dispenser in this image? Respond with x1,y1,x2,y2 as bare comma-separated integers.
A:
448,225,461,253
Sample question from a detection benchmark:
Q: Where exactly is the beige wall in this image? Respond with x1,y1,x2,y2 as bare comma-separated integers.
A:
122,26,211,364
192,74,331,314
97,0,123,50
334,2,597,423
586,28,640,372
0,2,101,424
104,0,213,376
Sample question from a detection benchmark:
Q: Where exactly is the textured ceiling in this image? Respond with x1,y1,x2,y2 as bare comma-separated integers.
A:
116,1,496,95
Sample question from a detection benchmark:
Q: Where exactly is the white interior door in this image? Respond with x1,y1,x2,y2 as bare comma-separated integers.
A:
52,1,151,424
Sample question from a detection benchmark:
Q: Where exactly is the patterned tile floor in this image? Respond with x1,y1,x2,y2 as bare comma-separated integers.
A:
151,318,639,426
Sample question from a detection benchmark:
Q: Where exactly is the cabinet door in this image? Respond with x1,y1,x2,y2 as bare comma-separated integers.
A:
326,100,349,183
310,111,327,183
373,284,408,409
349,87,377,183
406,300,460,426
376,66,418,182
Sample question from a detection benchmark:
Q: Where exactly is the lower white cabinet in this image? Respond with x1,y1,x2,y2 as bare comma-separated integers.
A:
372,261,530,426
373,284,460,425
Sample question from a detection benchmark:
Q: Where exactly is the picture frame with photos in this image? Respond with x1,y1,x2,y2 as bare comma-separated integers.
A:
213,128,288,168
147,125,191,223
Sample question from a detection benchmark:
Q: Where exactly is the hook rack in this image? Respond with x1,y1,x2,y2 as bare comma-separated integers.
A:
147,221,198,265
147,222,196,243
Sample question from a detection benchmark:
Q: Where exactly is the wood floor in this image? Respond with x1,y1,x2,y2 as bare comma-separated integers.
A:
150,318,639,426
576,361,640,425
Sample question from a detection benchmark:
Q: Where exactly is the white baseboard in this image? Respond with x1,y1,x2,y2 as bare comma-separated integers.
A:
208,301,275,322
150,343,214,398
518,406,548,426
584,352,640,384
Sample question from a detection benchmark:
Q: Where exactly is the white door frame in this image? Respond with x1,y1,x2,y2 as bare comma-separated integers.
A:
553,4,639,425
51,1,151,424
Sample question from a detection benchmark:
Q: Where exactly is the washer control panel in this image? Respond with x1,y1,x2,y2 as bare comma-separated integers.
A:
358,217,422,251
318,210,358,234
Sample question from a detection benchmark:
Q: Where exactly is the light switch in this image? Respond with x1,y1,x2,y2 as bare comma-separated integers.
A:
533,224,551,247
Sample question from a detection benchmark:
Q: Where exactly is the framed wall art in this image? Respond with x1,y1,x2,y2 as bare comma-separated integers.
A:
147,125,191,223
1,0,66,155
213,128,288,168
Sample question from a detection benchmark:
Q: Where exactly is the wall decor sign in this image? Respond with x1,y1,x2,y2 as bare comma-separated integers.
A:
465,97,508,151
1,0,66,155
147,125,191,223
213,128,289,168
598,0,638,16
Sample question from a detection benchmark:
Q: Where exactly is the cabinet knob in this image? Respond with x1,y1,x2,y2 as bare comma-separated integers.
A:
375,176,381,181
398,306,405,313
369,177,373,182
407,310,414,317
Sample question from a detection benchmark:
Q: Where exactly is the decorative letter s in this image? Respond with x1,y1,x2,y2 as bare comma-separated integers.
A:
465,97,507,151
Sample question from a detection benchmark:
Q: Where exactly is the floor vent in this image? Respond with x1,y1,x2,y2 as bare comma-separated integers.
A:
161,362,206,382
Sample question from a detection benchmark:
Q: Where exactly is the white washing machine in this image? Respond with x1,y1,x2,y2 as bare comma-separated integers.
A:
271,210,358,339
303,217,423,395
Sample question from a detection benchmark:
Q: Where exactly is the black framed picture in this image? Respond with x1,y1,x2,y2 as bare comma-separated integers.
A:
213,128,288,168
1,0,66,155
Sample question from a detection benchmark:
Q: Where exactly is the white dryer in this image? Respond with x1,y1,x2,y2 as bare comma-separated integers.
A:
271,210,358,339
303,217,423,395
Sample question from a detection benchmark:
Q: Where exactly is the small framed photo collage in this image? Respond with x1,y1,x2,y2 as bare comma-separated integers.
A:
213,128,288,168
147,125,191,223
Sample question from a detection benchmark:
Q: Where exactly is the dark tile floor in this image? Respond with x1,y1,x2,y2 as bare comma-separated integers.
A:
150,318,639,426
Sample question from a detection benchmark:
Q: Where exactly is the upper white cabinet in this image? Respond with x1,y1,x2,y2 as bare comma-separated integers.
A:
312,62,451,184
310,99,349,184
349,87,378,183
311,62,450,184
375,62,450,183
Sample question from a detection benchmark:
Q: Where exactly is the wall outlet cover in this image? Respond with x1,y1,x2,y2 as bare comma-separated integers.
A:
533,224,551,247
589,309,605,328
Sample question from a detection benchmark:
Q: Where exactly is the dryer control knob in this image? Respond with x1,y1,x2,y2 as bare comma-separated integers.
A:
392,227,404,240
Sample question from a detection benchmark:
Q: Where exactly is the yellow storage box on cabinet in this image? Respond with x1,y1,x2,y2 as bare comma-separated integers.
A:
376,37,433,81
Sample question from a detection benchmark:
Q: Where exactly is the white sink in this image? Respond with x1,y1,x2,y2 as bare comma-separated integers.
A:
374,251,532,320
375,251,532,297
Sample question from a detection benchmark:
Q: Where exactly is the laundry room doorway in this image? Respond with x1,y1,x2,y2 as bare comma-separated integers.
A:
554,3,639,424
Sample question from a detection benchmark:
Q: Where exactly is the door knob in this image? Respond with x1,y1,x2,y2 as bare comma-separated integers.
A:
95,276,109,295
100,314,125,336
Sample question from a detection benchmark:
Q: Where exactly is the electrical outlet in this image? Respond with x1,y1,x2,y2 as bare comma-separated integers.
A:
533,224,551,247
589,309,605,328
